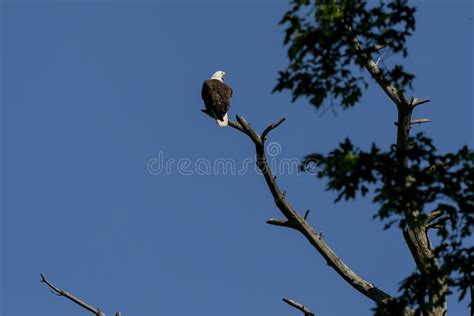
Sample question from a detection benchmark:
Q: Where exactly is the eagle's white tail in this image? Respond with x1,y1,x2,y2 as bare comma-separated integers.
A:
216,113,228,127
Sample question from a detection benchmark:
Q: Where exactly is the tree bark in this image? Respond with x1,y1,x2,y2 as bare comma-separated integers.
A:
226,116,413,315
352,38,447,316
40,273,115,316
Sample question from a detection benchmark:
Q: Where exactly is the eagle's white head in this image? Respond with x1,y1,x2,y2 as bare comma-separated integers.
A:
211,70,226,82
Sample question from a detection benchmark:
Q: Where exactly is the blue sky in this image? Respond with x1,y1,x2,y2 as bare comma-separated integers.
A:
1,1,472,315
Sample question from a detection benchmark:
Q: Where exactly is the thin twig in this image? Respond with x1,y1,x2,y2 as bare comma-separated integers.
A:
394,118,431,126
410,119,431,125
282,298,315,316
426,220,447,230
425,208,444,227
40,273,106,316
261,117,286,141
304,210,310,221
375,57,382,66
411,98,431,107
374,44,386,51
267,218,294,228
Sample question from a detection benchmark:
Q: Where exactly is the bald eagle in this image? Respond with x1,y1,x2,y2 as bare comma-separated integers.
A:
201,70,233,127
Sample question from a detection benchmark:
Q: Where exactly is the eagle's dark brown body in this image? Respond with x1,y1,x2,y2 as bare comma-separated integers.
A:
201,79,233,122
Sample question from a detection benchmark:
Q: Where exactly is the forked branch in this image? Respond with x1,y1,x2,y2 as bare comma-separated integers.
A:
352,33,446,315
226,115,409,312
353,34,447,315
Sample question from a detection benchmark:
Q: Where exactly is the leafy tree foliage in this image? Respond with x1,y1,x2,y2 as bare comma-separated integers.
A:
276,0,473,314
274,0,416,108
301,135,473,312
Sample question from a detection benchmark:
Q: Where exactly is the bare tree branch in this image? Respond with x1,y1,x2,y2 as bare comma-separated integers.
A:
351,38,410,108
201,109,246,133
261,117,286,141
236,116,262,145
282,298,315,316
303,210,310,221
425,211,449,231
411,98,431,107
352,36,447,315
396,119,432,126
228,119,245,133
410,119,431,125
228,115,405,310
40,273,107,316
267,218,294,228
425,208,444,227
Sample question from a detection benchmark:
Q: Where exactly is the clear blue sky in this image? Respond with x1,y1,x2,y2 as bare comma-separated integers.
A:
1,1,472,315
